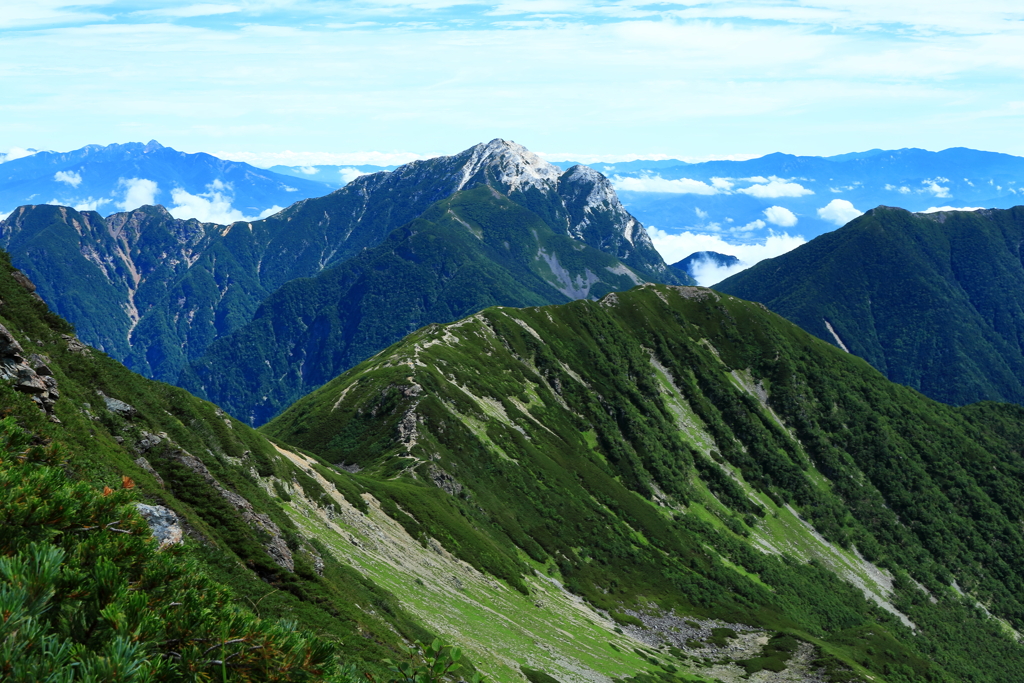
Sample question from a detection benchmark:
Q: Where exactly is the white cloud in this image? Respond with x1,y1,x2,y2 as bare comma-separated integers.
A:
921,206,984,213
763,205,798,227
731,219,766,234
922,178,951,198
54,170,82,187
0,210,11,221
169,180,246,223
711,177,734,191
694,207,709,220
611,174,720,195
828,183,859,193
0,147,37,163
73,197,111,212
297,166,320,175
168,179,283,223
117,178,160,211
817,199,863,226
885,184,911,194
258,205,285,219
339,167,369,184
647,226,806,286
737,177,814,198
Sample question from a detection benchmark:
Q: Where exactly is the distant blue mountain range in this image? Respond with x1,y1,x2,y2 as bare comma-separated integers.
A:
3,142,1021,253
551,147,1024,242
0,141,334,221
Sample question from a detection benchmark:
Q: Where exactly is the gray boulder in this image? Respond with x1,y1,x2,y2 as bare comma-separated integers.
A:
135,503,183,547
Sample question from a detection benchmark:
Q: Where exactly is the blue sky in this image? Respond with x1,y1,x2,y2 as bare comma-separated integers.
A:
2,1,1023,163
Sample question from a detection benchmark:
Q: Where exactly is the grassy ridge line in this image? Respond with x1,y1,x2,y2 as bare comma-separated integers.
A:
266,283,1024,682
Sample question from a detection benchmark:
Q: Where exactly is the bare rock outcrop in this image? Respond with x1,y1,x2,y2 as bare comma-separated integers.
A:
135,503,183,547
0,324,60,420
10,269,45,303
134,456,165,487
428,463,463,496
98,390,137,419
61,334,90,355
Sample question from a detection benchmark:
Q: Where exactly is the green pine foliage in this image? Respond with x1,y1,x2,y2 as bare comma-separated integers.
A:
0,416,336,682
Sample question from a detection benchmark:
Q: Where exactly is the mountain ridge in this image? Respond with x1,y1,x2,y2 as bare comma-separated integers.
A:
0,139,678,386
178,185,652,425
264,282,1024,682
714,204,1024,406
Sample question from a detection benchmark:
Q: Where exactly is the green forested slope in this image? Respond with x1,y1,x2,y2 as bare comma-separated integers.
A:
180,187,648,425
715,205,1024,406
267,283,1024,683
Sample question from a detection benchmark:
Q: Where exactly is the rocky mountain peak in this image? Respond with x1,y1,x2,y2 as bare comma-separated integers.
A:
453,138,562,193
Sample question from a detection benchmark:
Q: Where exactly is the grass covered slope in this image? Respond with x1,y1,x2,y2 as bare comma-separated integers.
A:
267,284,1024,683
715,205,1024,406
0,249,441,674
181,186,647,425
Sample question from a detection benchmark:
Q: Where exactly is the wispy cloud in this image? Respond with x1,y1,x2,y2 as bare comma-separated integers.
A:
132,4,241,19
611,175,720,195
3,0,1024,158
